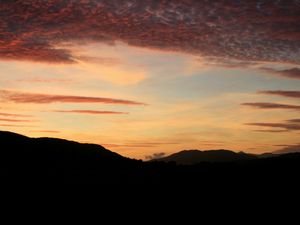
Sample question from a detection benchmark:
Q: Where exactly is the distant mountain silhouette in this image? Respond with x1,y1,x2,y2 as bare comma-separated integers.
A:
153,149,257,165
1,130,300,184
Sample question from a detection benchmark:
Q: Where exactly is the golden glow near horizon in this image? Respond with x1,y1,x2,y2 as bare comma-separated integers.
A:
1,43,299,159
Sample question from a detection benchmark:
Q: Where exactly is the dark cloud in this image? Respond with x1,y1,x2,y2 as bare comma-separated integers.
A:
242,102,300,110
53,110,128,115
1,0,300,64
258,90,300,98
145,152,166,161
252,129,289,133
247,122,300,131
260,67,300,79
286,119,300,123
0,90,145,105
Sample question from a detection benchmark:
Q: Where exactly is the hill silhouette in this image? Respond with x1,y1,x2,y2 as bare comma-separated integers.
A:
1,130,300,184
153,149,257,165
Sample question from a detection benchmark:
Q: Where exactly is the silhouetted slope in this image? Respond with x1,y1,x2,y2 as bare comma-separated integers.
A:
153,150,257,165
0,130,139,183
1,131,300,184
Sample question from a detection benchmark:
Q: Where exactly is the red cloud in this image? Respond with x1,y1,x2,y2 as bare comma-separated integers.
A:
0,90,145,105
242,102,300,110
53,110,128,115
1,1,300,64
258,90,300,98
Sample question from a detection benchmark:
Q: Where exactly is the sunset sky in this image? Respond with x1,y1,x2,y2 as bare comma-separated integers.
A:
0,0,300,159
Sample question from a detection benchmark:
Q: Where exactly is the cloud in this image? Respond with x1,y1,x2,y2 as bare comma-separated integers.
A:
252,129,289,133
273,144,300,154
242,102,300,110
30,130,60,133
260,68,300,79
246,122,300,131
258,90,300,98
104,142,178,148
15,78,72,84
0,124,36,127
1,1,300,64
0,112,33,117
286,119,300,123
53,110,128,115
145,152,166,161
0,90,145,105
0,118,36,122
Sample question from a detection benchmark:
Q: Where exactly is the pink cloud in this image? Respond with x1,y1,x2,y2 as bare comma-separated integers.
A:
53,110,129,115
1,1,299,64
0,90,145,105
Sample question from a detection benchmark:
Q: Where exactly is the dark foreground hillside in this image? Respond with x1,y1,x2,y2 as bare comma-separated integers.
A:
0,131,299,184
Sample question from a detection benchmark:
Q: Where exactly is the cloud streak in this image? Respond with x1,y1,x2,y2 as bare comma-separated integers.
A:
0,112,33,117
0,118,36,122
53,110,128,115
242,102,300,110
258,90,300,98
260,68,300,79
247,122,300,131
1,1,300,64
0,90,145,105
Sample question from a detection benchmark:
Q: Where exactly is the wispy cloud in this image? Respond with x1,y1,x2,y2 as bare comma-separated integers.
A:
253,129,289,133
1,1,300,64
0,118,36,122
15,78,72,84
145,152,166,161
0,124,36,127
30,130,60,133
242,102,300,110
258,90,300,98
0,90,145,105
53,110,128,115
273,144,300,154
260,68,300,79
0,112,33,118
247,122,300,131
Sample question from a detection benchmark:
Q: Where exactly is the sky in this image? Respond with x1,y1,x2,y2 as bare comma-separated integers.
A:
0,0,300,159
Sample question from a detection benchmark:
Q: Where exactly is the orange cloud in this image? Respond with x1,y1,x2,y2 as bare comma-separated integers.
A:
0,112,33,117
0,90,145,105
0,118,36,122
30,130,60,133
53,110,128,115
